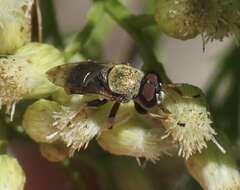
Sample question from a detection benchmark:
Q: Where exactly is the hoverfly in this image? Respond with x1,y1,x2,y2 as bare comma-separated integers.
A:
47,61,169,128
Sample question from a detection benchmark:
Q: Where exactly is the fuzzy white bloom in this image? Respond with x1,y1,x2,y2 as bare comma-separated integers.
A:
0,43,64,119
49,105,103,155
0,0,36,53
97,104,174,163
186,138,240,190
158,84,225,159
23,98,105,156
0,155,26,190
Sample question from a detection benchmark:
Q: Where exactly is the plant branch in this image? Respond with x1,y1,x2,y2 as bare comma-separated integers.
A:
102,0,170,82
39,0,63,48
64,1,105,61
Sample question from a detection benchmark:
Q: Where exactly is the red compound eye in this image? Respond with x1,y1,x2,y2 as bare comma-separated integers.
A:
139,73,160,108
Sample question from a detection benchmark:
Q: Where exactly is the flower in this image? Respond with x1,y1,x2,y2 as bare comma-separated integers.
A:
23,97,106,156
0,0,41,54
186,136,240,190
155,0,204,40
155,0,240,42
50,104,103,155
0,155,26,190
0,42,64,119
154,84,225,159
97,103,174,163
201,0,240,42
23,99,61,143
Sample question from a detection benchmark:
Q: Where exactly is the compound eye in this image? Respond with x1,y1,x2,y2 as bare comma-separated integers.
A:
140,73,159,107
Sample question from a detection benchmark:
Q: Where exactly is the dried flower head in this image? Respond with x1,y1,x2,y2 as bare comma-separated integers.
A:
186,137,240,190
156,84,225,159
0,43,64,119
0,155,26,190
0,0,40,54
98,105,174,163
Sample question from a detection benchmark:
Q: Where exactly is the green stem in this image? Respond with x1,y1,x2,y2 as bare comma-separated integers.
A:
64,1,105,61
103,0,170,82
40,0,63,48
0,125,7,154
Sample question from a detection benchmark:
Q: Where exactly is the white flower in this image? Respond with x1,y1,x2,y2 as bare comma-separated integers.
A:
0,0,37,53
158,84,225,159
49,105,102,155
0,43,64,119
97,104,174,163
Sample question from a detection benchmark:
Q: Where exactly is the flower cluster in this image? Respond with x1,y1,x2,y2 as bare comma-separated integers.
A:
154,84,225,159
155,0,240,42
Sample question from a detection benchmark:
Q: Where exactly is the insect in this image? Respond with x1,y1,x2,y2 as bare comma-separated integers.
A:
47,61,172,128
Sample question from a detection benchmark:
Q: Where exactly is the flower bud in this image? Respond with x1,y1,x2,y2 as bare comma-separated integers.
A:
0,155,26,190
155,0,202,40
40,143,69,162
201,0,240,42
0,0,42,54
49,99,106,156
155,84,225,159
23,98,105,156
155,0,240,42
0,42,64,119
23,99,61,143
97,104,174,163
186,136,240,190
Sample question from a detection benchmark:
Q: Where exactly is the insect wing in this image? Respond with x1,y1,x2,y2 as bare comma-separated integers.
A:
65,62,109,95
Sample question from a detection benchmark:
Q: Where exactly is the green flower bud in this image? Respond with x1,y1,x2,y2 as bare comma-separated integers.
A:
186,136,240,190
155,0,240,42
49,98,107,155
155,84,225,159
23,98,106,155
0,42,64,119
155,0,202,40
0,155,26,190
98,104,174,163
23,99,61,143
0,0,41,54
40,143,69,162
201,0,240,42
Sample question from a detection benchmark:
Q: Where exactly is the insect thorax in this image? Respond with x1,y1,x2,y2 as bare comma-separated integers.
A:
108,65,144,100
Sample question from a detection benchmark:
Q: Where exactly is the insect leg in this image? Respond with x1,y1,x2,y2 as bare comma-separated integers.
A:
134,102,169,120
107,102,121,129
65,99,108,128
165,84,201,99
87,99,108,107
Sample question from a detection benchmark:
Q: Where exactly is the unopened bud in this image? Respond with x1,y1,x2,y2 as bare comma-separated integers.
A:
0,154,26,190
186,136,240,190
